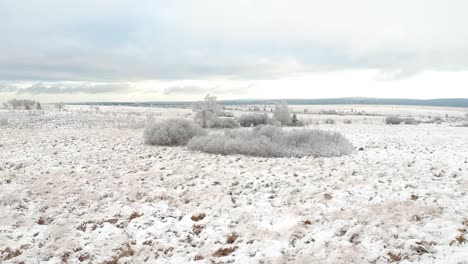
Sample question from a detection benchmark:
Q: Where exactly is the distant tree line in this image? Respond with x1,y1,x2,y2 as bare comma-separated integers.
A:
3,99,41,110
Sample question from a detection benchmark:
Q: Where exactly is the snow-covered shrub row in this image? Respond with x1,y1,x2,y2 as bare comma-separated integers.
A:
144,118,206,146
386,116,421,125
422,116,444,124
237,113,270,127
188,125,353,157
403,118,419,125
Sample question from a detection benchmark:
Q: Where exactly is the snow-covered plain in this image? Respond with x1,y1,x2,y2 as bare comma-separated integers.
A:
1,105,468,264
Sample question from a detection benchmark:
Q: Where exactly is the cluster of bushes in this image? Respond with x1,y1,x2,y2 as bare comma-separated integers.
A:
188,125,353,158
192,96,304,129
144,95,354,158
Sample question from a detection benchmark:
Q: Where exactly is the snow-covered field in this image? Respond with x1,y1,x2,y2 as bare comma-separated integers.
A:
1,105,468,263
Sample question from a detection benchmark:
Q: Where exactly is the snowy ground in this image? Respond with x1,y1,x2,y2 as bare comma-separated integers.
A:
1,105,468,263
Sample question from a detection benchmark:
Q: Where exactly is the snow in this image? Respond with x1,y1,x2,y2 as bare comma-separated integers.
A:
1,105,467,263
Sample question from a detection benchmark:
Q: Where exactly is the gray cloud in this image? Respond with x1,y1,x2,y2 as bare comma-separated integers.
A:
1,0,468,82
9,82,131,94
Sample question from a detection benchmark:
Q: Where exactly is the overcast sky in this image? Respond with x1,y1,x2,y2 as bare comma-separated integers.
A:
1,0,468,102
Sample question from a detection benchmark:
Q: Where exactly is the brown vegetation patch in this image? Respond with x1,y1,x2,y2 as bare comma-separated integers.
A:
78,253,91,262
37,217,46,225
193,224,204,236
213,247,238,257
387,252,402,262
455,234,466,244
226,233,239,244
105,244,135,264
129,212,142,221
191,213,206,222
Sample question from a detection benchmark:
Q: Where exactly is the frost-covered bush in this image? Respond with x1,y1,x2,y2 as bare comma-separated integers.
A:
211,118,240,129
324,118,335,124
422,116,444,124
319,109,339,115
188,125,353,158
238,113,270,127
144,118,206,146
0,118,8,127
385,116,404,124
343,119,352,124
403,118,419,125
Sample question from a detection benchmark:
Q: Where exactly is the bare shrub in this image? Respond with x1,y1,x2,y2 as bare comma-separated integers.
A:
188,125,353,158
211,118,240,129
290,113,304,126
343,119,352,124
385,116,404,124
324,118,335,124
238,113,270,127
144,118,206,146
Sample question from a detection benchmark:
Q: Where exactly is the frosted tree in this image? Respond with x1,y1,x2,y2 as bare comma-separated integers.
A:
55,102,65,111
192,94,221,128
273,101,291,126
